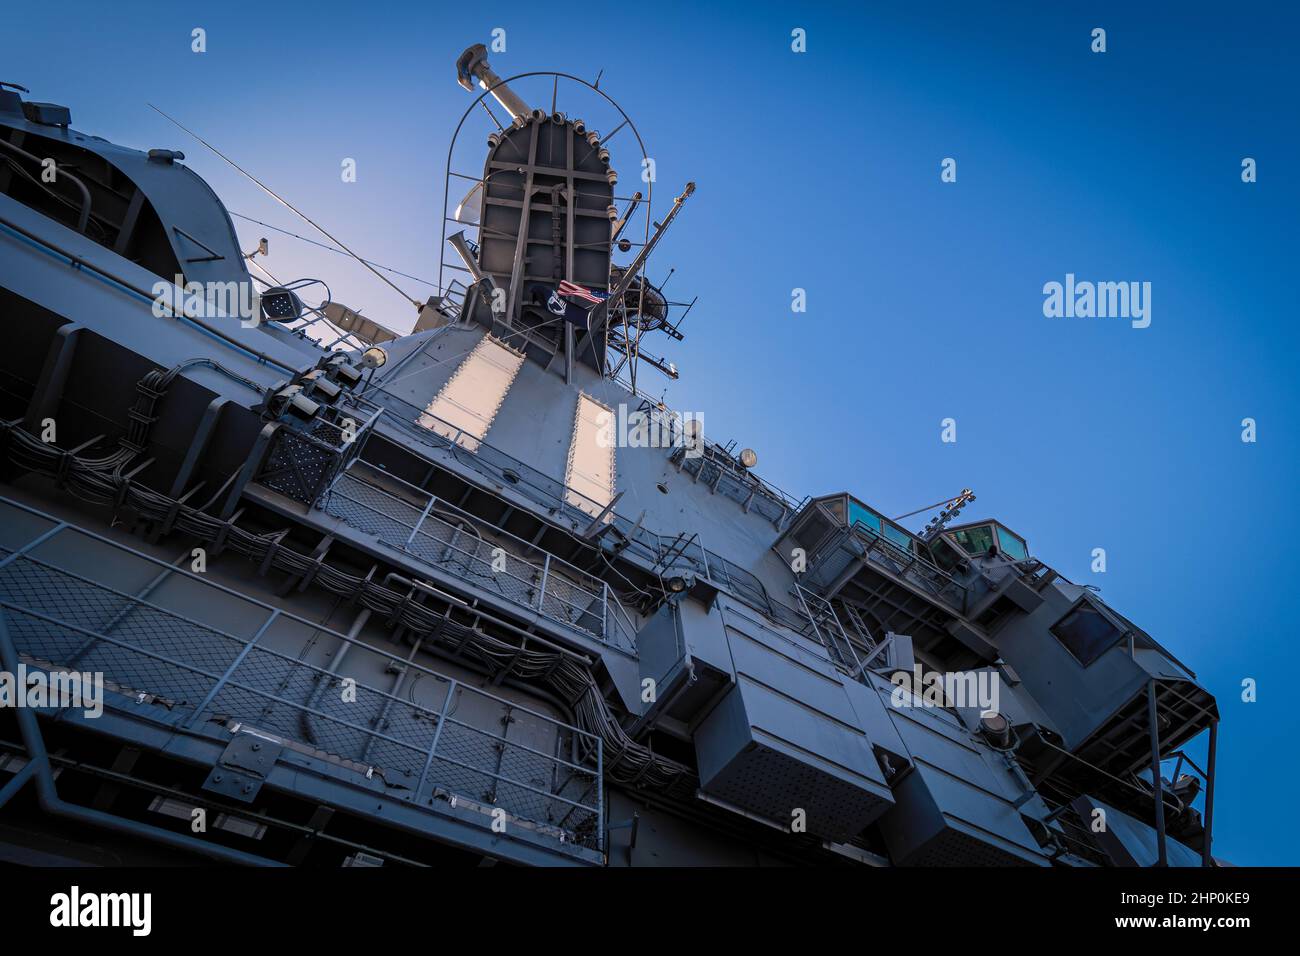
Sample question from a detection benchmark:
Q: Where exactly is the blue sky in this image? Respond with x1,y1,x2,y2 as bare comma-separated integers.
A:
6,1,1297,864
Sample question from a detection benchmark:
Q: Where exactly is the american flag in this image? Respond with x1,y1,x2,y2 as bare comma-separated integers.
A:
558,280,609,305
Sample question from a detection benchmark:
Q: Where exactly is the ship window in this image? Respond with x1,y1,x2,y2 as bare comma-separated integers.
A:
882,523,913,551
1050,599,1124,667
996,526,1028,561
848,500,881,534
929,538,960,571
952,524,995,556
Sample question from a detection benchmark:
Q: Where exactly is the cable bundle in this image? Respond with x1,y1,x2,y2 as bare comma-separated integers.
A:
3,413,694,795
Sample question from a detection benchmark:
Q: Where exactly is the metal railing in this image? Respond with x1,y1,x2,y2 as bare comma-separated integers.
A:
610,379,808,520
0,137,93,234
322,467,638,655
253,392,385,507
794,584,864,677
0,501,603,853
362,388,788,635
847,520,969,612
366,387,666,564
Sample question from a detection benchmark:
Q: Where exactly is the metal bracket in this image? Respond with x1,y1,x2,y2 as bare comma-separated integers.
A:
202,732,284,803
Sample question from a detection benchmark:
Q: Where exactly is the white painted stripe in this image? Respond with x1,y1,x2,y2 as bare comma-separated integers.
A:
416,334,525,451
565,392,615,522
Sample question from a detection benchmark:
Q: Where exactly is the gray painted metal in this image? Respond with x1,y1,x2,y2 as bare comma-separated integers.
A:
0,53,1221,867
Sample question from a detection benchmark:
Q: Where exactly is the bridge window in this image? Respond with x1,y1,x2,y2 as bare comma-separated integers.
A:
929,538,962,572
952,524,995,556
995,526,1028,561
881,522,913,551
848,500,881,534
1050,598,1124,667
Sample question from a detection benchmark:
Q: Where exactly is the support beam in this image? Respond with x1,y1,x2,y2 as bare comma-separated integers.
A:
1202,719,1218,867
24,323,84,433
1147,679,1168,867
169,397,228,497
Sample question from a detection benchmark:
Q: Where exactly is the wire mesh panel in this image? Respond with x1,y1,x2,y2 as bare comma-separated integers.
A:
0,556,243,708
254,394,382,506
256,426,341,505
0,501,604,853
323,471,635,653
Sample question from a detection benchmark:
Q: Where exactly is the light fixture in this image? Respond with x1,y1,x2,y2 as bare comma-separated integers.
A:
322,353,363,387
301,369,342,402
739,448,758,469
274,385,320,421
978,712,1014,750
361,346,388,369
260,286,304,322
666,574,692,594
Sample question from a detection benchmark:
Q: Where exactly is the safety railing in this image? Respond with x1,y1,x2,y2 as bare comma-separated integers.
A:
0,500,604,853
366,388,665,565
0,137,93,234
362,387,781,634
253,392,384,507
847,520,969,612
793,584,864,676
321,467,638,655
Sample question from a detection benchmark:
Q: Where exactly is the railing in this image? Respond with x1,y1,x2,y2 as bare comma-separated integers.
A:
253,392,384,507
0,137,92,234
847,520,969,612
0,500,604,854
321,467,638,655
366,388,665,566
363,387,784,634
794,584,864,677
610,379,808,522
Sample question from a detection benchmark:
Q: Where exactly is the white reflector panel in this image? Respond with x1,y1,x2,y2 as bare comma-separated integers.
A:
565,393,615,522
417,334,525,451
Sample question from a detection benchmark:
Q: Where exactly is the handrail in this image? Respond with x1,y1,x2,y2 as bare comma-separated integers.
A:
324,468,638,653
0,137,92,233
0,214,297,374
0,508,604,850
850,519,966,595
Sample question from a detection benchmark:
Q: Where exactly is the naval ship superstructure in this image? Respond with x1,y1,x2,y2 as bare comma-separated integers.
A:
0,47,1220,867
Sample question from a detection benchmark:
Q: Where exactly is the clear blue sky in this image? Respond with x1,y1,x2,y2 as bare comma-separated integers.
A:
6,1,1296,864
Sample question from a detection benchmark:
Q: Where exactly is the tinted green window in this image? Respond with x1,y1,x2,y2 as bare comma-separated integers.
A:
1050,601,1124,666
996,526,1028,561
952,524,995,555
848,500,881,534
929,540,960,571
882,523,913,550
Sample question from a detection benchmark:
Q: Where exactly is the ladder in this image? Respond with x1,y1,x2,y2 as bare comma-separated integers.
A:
794,585,863,677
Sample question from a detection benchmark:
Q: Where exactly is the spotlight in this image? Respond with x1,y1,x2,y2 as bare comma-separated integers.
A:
274,385,320,421
260,286,304,322
322,353,363,387
665,574,692,594
361,346,388,370
978,713,1014,750
301,369,342,402
739,448,758,469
